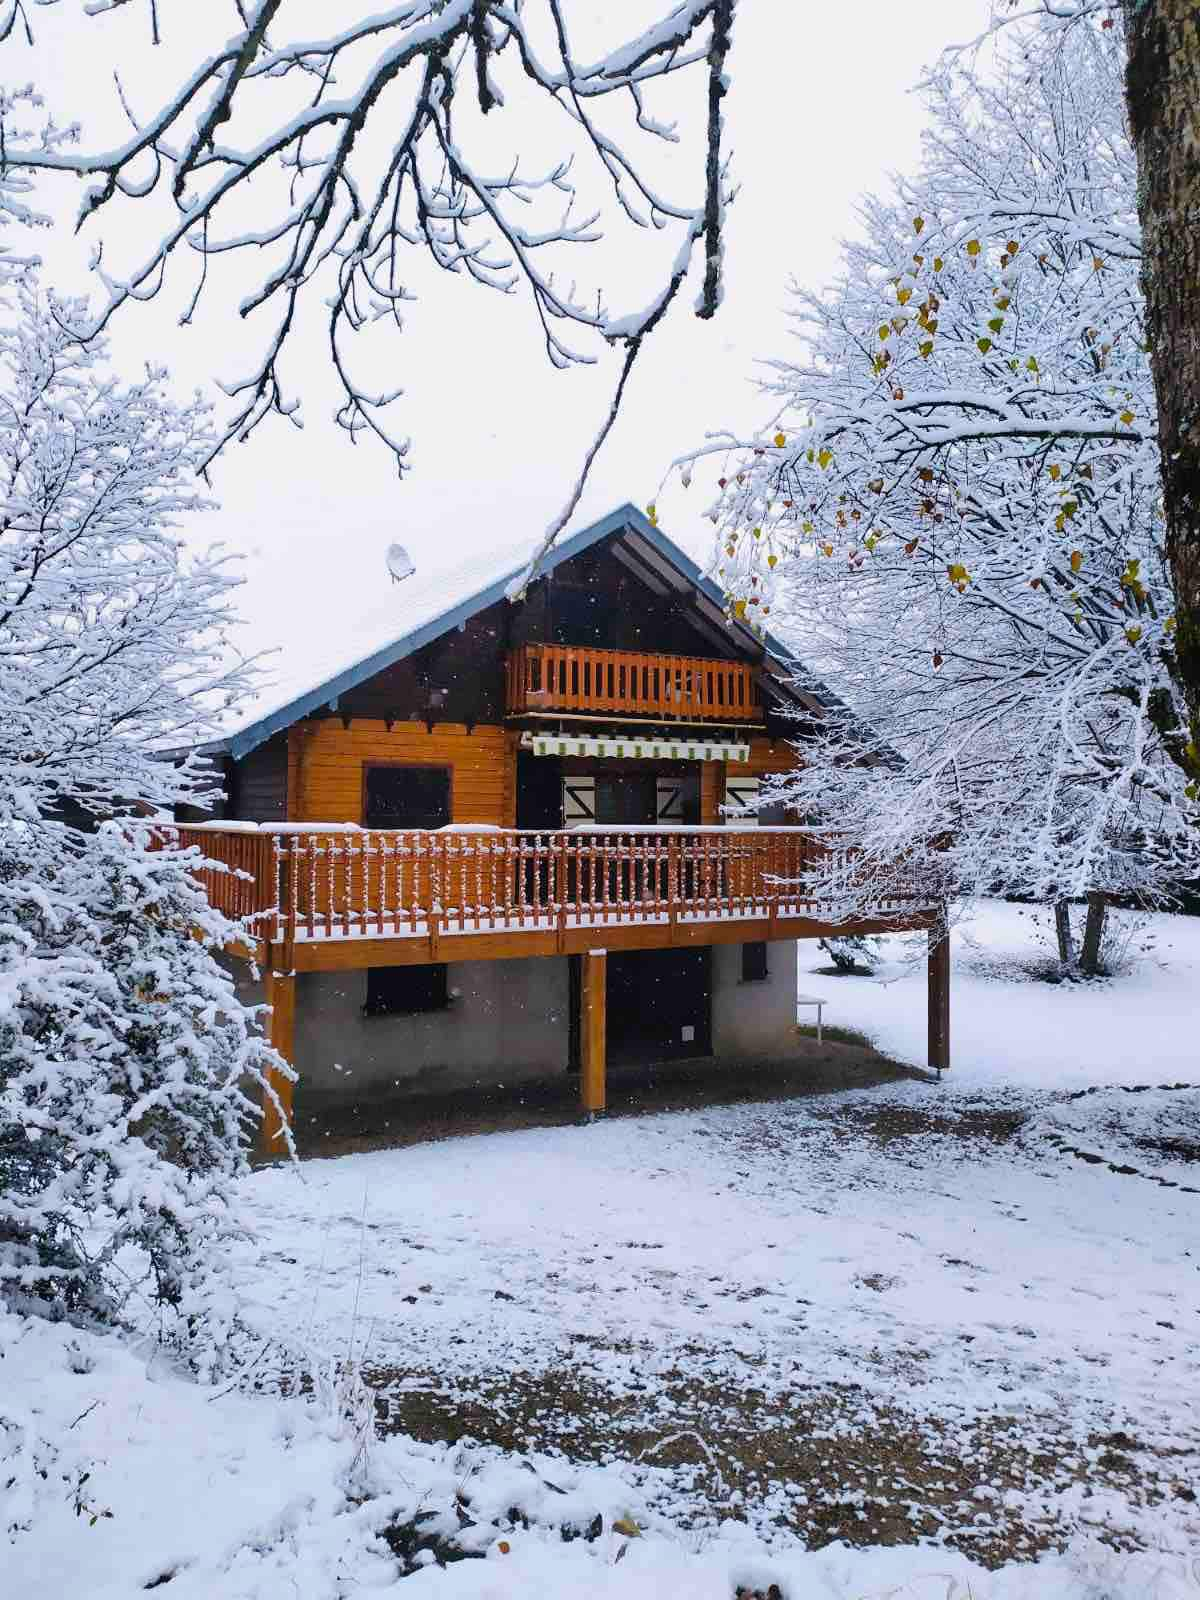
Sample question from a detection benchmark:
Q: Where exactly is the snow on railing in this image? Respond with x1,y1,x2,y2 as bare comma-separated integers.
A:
163,825,933,948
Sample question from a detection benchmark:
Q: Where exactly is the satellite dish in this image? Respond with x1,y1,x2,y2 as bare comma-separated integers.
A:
386,542,415,584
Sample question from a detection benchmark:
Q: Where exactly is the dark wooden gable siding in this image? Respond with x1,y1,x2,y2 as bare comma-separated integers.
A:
229,732,289,822
536,543,736,658
320,604,508,727
299,536,746,735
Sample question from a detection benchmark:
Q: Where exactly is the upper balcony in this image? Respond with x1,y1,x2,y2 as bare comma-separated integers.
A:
505,643,761,725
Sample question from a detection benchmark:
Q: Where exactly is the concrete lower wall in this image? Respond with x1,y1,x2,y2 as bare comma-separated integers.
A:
235,941,802,1106
712,939,798,1058
297,958,569,1102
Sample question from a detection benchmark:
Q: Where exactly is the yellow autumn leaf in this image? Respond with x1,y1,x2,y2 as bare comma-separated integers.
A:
1048,463,1061,481
1027,356,1040,373
987,317,1004,334
965,239,981,257
897,287,912,306
817,448,833,469
913,216,925,234
1125,626,1142,645
773,431,786,448
767,552,778,568
821,542,834,557
1120,410,1135,425
1069,550,1083,573
933,256,944,272
919,341,934,358
977,337,992,354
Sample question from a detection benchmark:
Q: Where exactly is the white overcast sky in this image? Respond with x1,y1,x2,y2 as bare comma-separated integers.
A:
19,1,990,685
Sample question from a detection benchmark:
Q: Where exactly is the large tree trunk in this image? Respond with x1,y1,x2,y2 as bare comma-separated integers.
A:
1124,3,1200,783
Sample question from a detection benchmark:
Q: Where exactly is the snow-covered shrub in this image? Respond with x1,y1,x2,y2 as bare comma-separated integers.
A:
818,935,882,974
0,281,286,1360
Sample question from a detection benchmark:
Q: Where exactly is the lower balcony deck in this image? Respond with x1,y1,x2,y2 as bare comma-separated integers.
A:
171,822,947,1146
177,822,934,970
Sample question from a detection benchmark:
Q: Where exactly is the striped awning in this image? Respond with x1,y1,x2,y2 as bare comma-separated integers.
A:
521,732,749,763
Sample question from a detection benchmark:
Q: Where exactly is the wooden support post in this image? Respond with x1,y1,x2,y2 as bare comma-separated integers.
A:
260,967,296,1156
580,948,607,1117
928,914,950,1075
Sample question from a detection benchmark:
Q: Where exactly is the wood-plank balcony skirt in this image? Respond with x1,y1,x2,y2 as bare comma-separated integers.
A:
171,824,933,968
505,643,761,724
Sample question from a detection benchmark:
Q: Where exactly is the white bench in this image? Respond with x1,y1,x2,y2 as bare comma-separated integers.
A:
796,994,827,1043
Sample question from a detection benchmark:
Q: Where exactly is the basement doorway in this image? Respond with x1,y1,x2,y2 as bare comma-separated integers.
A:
567,764,712,1071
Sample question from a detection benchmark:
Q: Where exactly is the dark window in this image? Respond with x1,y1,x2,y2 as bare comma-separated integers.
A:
741,942,769,983
595,771,656,825
364,764,451,829
365,964,448,1016
363,768,451,1012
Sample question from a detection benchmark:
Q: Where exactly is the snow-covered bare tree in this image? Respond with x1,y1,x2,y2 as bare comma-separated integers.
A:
1,1,735,538
0,281,286,1366
670,10,1199,939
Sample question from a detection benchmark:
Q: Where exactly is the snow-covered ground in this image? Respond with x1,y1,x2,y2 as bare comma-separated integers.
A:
807,898,1200,1090
6,902,1200,1598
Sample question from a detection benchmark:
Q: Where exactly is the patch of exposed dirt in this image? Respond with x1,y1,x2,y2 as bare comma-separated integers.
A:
808,1102,1028,1148
290,1044,921,1162
357,1359,1196,1570
1134,1135,1200,1165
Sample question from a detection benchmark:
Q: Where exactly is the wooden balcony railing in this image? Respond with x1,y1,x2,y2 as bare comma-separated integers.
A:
171,824,929,953
505,644,761,723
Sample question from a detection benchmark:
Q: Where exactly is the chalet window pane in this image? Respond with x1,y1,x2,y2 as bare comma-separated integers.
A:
365,964,448,1016
741,942,769,983
364,765,450,829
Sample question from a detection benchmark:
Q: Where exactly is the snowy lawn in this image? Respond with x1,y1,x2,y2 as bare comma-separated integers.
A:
7,901,1199,1598
808,898,1200,1090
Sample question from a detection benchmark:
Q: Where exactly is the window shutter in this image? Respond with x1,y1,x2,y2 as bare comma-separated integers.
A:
655,776,686,822
724,774,760,826
562,775,597,824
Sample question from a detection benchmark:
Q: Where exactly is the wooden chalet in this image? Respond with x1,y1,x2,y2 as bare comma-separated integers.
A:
176,505,947,1149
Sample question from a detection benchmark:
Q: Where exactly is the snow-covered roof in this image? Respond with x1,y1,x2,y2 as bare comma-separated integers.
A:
205,504,818,761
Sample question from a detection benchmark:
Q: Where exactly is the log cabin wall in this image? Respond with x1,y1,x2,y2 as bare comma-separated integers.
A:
745,735,801,780
289,720,510,825
229,733,289,823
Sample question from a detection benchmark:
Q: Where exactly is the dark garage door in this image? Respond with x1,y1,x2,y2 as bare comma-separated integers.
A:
606,946,712,1067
